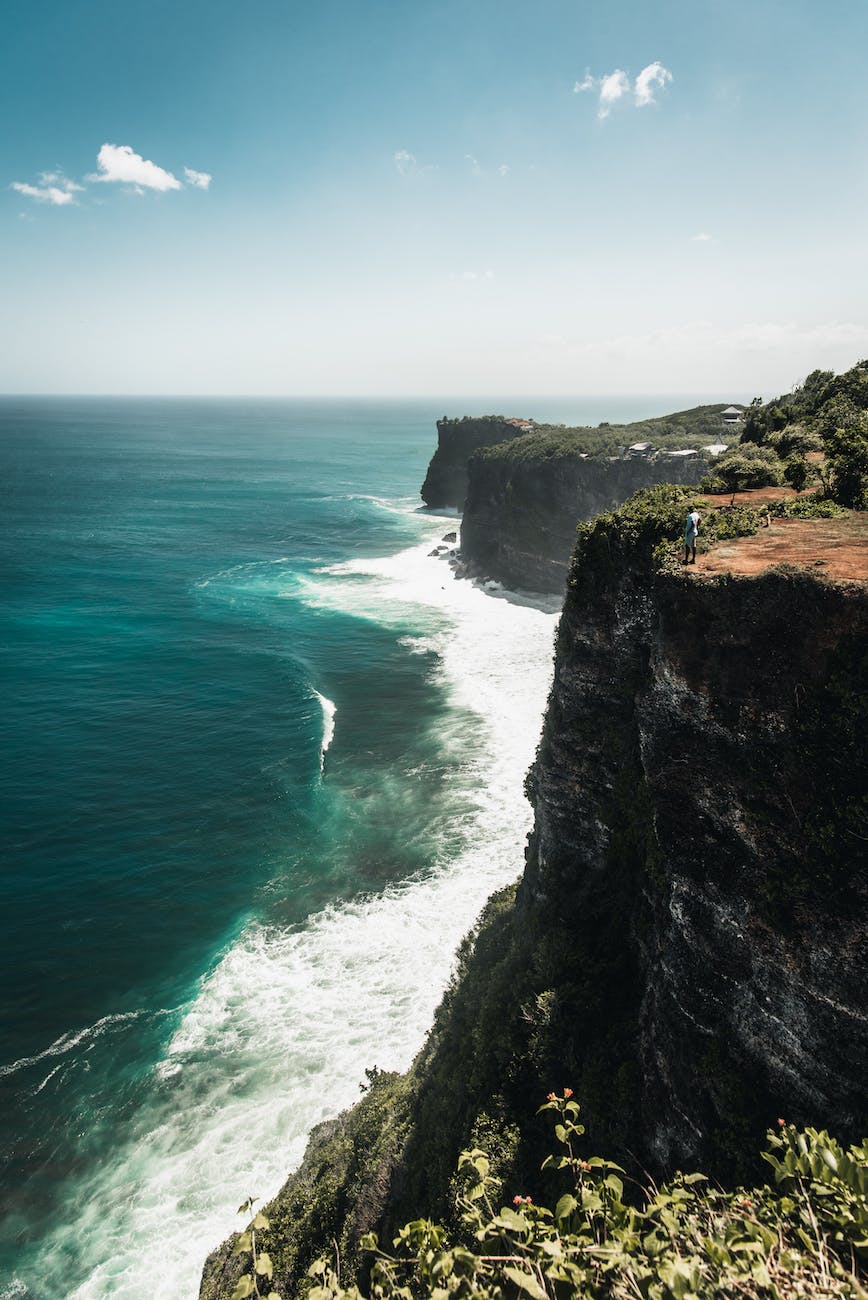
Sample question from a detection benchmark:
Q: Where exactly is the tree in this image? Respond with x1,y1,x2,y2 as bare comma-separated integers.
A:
700,445,785,501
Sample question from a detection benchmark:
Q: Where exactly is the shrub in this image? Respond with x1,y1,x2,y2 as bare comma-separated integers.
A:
700,445,785,497
307,1096,867,1299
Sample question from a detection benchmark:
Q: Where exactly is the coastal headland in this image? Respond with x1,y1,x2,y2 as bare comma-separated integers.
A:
201,367,867,1300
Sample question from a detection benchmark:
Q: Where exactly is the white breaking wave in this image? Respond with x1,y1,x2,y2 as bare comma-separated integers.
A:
313,689,337,773
0,1009,158,1083
31,522,559,1300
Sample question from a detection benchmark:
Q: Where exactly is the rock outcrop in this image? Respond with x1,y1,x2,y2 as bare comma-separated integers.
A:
523,555,867,1175
460,450,708,592
420,417,527,509
201,502,867,1299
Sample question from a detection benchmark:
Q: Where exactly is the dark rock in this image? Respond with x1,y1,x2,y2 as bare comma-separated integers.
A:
461,452,708,593
420,418,526,509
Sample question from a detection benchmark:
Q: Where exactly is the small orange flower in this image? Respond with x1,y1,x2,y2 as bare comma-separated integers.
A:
580,1161,591,1172
513,1195,523,1205
547,1092,557,1102
563,1088,573,1099
777,1118,786,1128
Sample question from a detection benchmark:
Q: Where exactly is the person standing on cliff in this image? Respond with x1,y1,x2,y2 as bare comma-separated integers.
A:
683,508,701,564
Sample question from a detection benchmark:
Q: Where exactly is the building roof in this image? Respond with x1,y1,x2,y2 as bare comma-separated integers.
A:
704,442,729,456
722,405,743,416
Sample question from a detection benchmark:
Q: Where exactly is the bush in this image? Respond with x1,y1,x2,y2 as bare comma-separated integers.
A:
307,1096,868,1299
700,445,785,496
826,419,868,509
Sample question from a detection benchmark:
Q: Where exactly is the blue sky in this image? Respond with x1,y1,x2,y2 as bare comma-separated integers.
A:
2,0,867,396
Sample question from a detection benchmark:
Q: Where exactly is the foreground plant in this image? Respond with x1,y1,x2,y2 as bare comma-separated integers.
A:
230,1198,281,1300
307,1093,867,1299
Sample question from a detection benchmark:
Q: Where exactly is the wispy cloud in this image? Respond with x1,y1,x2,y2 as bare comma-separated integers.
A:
464,155,510,177
10,172,83,206
575,62,673,119
183,167,211,190
691,232,715,242
89,143,181,191
392,149,437,177
634,61,673,107
393,149,416,175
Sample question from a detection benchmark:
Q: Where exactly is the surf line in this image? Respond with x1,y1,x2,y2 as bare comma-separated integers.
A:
312,690,336,775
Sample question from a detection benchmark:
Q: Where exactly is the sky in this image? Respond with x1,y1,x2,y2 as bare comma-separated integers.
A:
2,0,867,397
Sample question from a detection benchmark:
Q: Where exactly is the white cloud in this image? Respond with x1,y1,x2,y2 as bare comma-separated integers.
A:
465,153,482,175
575,62,673,119
89,143,181,192
691,232,714,242
573,72,596,94
634,61,673,107
598,70,631,118
11,175,82,206
183,167,211,190
498,164,510,176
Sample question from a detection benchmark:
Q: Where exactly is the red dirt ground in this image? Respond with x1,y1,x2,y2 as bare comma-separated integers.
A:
689,512,868,583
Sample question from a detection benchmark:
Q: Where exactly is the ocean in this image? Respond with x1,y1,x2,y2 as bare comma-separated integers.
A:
0,394,702,1298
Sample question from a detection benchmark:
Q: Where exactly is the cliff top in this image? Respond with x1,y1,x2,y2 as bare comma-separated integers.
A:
692,511,868,583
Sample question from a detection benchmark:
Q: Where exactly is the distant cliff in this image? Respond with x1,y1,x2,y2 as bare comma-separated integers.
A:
460,447,708,592
200,489,867,1300
420,416,528,509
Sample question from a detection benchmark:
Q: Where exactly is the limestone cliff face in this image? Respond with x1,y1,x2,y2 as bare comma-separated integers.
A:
200,554,867,1299
525,563,868,1172
460,452,709,592
420,418,525,509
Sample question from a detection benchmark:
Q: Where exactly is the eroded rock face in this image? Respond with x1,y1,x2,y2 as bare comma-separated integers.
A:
420,418,524,508
461,454,709,592
525,566,868,1172
199,558,867,1300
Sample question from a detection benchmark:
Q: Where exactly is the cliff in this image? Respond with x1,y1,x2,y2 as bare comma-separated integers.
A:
419,417,528,509
460,448,708,592
200,491,867,1300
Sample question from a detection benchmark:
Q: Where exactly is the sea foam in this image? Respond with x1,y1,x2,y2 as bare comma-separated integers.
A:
30,525,559,1300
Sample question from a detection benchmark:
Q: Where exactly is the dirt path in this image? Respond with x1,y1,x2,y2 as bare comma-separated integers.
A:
691,514,868,583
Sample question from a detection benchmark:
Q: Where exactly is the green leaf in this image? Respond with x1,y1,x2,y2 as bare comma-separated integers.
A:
230,1277,254,1300
683,1173,707,1185
493,1207,529,1232
252,1211,270,1230
555,1193,578,1222
232,1232,253,1257
502,1265,548,1300
266,1293,282,1300
256,1252,274,1278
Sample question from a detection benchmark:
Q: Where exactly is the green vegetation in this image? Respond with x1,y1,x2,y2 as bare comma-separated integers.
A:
699,445,785,497
568,482,848,596
308,1096,868,1299
471,405,732,465
728,359,868,506
229,1200,281,1300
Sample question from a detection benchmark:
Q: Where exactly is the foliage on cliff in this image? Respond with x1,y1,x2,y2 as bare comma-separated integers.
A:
308,1096,868,1300
566,483,844,596
703,359,868,504
470,404,730,465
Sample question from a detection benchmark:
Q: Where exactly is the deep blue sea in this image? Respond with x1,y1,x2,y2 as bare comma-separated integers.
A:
0,394,707,1297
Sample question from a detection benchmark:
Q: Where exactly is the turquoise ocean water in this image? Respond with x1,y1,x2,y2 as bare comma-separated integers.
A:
0,395,705,1298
